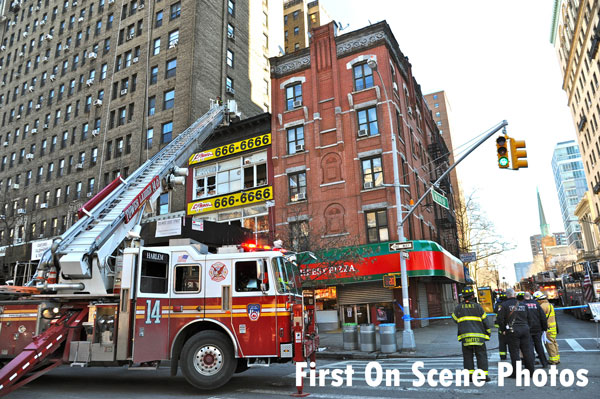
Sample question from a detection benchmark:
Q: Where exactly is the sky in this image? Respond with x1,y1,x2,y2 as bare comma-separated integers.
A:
320,0,577,283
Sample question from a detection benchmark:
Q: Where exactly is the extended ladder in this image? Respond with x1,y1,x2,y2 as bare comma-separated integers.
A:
38,105,227,295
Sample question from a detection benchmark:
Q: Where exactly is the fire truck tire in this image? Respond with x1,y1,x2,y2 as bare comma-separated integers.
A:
180,331,235,390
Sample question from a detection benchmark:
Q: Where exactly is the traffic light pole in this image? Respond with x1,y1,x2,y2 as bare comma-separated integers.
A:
400,120,509,226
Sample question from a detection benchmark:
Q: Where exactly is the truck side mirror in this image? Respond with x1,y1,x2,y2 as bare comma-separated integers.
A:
257,259,266,282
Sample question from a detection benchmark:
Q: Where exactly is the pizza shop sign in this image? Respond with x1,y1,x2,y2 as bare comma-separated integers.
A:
300,263,358,280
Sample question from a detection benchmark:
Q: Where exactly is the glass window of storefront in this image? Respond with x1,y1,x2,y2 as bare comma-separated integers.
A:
195,204,270,245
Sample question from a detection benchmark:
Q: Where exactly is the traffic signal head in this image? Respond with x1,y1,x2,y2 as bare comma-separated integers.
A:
509,138,528,170
496,136,509,168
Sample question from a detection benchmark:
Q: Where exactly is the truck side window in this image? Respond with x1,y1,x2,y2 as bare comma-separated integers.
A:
235,260,268,292
140,259,168,293
174,264,201,293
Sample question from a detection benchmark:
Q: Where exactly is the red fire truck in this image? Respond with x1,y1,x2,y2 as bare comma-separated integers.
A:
0,104,318,395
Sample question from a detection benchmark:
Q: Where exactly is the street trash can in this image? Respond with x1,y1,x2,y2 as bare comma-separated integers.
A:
359,324,376,352
379,323,397,353
342,323,358,350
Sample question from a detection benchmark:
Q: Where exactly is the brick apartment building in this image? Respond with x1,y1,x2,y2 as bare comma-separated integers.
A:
0,0,275,277
269,21,462,329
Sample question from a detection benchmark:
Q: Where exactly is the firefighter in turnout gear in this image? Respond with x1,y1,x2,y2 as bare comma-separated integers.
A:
496,289,535,376
534,291,560,365
493,291,508,360
524,291,548,368
452,286,491,381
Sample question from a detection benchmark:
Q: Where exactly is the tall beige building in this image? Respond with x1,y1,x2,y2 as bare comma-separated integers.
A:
550,0,600,263
283,0,330,53
0,0,277,273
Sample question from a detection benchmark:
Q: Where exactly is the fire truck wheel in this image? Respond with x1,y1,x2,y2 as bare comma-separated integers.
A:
180,330,235,390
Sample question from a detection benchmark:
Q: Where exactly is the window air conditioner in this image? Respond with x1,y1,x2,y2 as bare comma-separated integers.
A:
12,184,19,190
295,144,304,152
407,106,413,115
227,32,235,39
73,1,78,5
76,163,83,169
0,82,4,86
16,114,21,119
46,34,53,40
43,123,49,129
296,192,306,201
364,181,374,189
25,153,34,160
108,0,115,4
0,46,5,51
64,45,69,51
93,99,102,106
78,17,84,22
132,57,139,63
293,100,302,108
393,82,398,91
35,104,41,110
17,208,26,215
40,203,48,208
168,39,178,49
14,73,19,78
226,87,235,95
120,88,128,95
40,20,45,25
15,238,23,244
92,129,100,136
88,52,97,59
50,74,56,81
2,141,8,147
18,52,24,57
139,3,144,9
86,78,95,86
357,129,368,137
43,56,49,62
31,128,37,134
86,192,93,197
28,86,35,92
126,34,134,41
23,32,28,37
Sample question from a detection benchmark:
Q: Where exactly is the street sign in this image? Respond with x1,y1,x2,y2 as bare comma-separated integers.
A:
389,241,413,251
431,189,449,209
460,252,477,263
383,274,398,288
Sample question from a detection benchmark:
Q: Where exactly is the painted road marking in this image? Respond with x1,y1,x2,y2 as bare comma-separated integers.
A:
565,339,586,351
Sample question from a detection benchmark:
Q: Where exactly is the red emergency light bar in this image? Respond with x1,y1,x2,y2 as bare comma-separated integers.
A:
240,242,287,253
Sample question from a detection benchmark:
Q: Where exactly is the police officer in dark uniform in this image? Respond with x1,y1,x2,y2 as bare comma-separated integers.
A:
496,288,535,376
493,291,508,360
452,286,492,381
524,291,548,368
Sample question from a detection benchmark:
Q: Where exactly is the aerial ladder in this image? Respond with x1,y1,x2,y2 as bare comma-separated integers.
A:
32,103,229,296
0,102,233,395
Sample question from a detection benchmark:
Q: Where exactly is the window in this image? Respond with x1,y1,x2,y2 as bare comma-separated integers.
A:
227,0,235,16
150,66,158,84
163,89,174,110
100,63,107,80
168,30,179,47
174,265,201,293
361,157,383,189
286,83,302,110
140,251,169,294
294,26,299,35
161,121,173,143
216,161,241,194
286,126,304,154
366,210,388,243
235,261,267,292
170,2,181,20
146,127,154,149
226,49,234,67
289,171,306,202
155,10,163,27
158,192,169,214
226,76,234,92
227,24,235,39
153,38,161,55
357,107,379,136
107,14,113,29
148,96,156,116
194,172,216,198
353,63,374,91
165,58,176,78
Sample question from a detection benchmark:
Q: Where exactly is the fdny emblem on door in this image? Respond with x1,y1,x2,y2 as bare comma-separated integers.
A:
247,304,261,321
209,262,228,282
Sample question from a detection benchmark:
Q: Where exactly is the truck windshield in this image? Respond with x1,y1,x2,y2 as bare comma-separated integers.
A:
272,256,301,295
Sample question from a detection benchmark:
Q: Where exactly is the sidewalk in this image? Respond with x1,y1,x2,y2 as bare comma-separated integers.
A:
317,320,500,360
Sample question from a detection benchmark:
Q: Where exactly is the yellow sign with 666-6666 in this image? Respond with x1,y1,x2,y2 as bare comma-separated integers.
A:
188,133,271,165
187,186,273,215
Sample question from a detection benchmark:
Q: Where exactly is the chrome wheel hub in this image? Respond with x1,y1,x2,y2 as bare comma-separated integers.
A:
193,345,224,376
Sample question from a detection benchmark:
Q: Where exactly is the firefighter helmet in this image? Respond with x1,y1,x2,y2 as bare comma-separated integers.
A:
499,292,507,300
461,286,475,298
533,291,547,300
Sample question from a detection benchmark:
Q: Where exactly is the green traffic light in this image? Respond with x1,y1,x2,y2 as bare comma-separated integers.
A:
499,157,509,167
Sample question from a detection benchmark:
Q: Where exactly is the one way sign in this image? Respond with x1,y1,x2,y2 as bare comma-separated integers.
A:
388,241,413,251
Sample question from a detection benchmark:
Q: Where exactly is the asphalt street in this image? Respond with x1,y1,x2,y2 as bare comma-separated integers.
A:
5,313,600,399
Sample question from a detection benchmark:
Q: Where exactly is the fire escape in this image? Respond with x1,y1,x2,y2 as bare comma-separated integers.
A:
427,136,459,257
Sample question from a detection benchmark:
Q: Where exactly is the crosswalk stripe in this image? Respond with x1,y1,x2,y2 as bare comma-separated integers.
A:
565,339,586,351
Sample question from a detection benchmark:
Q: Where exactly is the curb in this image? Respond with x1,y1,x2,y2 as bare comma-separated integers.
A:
316,345,500,360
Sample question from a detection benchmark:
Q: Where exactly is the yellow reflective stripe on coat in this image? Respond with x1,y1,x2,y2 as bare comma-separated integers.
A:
455,316,485,323
458,333,489,341
481,313,487,319
452,313,458,322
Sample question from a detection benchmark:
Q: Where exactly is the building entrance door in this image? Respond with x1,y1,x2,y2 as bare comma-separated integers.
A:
356,304,369,324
